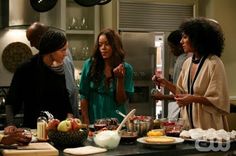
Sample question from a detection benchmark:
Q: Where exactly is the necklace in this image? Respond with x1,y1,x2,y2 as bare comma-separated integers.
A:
192,55,202,64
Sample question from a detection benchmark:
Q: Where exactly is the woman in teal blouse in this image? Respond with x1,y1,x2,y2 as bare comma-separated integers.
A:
79,28,134,124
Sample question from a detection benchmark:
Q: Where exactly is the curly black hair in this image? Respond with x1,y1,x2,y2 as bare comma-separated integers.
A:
167,30,184,56
89,28,125,84
179,17,225,57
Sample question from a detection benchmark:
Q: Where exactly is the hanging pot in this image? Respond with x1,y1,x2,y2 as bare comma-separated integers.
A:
30,0,58,12
74,0,100,7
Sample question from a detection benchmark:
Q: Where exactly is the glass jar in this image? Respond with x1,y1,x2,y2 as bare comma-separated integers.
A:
37,116,48,141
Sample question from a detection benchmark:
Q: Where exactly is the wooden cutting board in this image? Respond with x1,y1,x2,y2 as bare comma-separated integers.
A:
2,142,58,156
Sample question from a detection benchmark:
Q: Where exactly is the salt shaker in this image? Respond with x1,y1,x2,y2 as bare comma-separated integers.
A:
37,116,48,141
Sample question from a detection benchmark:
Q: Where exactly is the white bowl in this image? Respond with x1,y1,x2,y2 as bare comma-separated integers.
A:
93,130,121,149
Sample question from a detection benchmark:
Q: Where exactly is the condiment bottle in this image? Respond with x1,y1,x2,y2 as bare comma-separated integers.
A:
37,116,48,141
153,119,160,129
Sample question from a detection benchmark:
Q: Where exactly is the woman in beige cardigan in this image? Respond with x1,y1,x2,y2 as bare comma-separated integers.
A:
152,17,229,130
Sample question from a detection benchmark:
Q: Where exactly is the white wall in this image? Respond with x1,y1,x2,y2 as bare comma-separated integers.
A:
0,29,37,86
198,0,236,98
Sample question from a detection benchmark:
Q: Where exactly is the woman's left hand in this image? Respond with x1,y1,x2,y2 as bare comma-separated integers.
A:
113,64,125,78
174,94,193,107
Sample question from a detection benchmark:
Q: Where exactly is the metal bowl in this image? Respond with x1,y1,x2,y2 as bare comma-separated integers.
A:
126,116,153,137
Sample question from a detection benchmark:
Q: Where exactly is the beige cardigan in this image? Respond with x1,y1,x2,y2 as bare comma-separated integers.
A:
177,55,230,130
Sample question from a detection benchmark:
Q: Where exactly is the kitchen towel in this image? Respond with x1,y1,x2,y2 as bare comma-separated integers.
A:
63,146,107,155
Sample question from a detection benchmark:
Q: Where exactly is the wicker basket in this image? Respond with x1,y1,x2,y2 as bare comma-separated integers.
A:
47,128,88,147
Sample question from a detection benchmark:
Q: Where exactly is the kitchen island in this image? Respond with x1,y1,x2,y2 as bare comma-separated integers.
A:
58,139,236,156
1,139,235,156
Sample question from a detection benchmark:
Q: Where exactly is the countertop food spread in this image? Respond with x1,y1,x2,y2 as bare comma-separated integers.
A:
1,115,236,156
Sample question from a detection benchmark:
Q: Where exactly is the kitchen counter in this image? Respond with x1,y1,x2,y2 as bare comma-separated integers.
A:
1,138,235,156
58,139,236,156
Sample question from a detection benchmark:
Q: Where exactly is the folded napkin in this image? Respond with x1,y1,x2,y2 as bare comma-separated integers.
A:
63,146,107,155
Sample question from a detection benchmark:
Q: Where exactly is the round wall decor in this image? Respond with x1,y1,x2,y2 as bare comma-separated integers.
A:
2,42,33,73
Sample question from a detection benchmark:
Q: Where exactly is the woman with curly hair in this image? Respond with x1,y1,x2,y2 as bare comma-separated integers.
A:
79,28,134,124
153,17,229,130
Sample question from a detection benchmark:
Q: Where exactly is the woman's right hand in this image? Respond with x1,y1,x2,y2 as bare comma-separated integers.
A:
151,89,164,101
152,75,168,88
113,63,125,79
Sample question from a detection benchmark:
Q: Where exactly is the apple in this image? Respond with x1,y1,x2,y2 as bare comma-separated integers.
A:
71,118,82,130
57,120,72,132
47,119,60,130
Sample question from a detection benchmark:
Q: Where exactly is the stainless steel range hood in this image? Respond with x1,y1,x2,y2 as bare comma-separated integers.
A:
1,0,39,28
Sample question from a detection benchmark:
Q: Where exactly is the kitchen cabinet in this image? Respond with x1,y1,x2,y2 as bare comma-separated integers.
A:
40,0,100,70
63,0,100,63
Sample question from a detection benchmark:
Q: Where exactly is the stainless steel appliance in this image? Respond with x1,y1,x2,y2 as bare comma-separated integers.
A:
120,31,166,118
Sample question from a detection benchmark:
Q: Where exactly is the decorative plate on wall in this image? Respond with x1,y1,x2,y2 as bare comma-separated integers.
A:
2,42,33,73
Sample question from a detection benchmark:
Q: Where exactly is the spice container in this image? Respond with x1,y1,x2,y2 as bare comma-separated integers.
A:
37,116,48,141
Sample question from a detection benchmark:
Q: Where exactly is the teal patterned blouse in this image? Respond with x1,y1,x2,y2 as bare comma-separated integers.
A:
79,59,134,124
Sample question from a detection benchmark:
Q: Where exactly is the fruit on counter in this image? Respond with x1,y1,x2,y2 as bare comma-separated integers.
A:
147,129,164,137
129,115,152,121
70,118,82,130
47,119,60,130
47,117,86,132
57,120,72,132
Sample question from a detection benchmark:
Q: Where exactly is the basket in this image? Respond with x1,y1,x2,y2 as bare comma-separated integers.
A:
47,128,88,147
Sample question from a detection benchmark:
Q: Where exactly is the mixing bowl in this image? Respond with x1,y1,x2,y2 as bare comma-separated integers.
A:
94,109,136,149
126,115,153,137
93,130,121,149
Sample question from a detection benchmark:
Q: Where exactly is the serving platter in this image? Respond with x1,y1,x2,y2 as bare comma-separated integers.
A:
137,136,184,148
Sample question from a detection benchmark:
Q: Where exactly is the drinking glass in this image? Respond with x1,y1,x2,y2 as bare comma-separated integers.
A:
94,119,107,131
